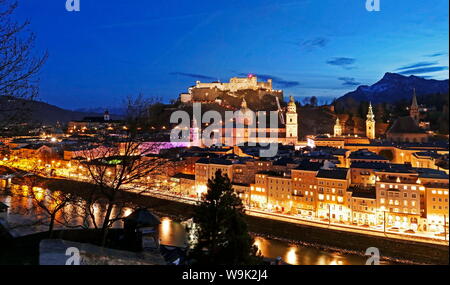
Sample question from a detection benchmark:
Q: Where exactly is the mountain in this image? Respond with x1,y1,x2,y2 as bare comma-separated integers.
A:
75,107,126,116
336,73,449,106
0,96,117,125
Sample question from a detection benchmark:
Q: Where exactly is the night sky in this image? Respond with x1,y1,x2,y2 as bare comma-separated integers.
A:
14,0,449,110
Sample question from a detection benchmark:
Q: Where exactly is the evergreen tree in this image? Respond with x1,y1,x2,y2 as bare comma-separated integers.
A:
189,170,261,265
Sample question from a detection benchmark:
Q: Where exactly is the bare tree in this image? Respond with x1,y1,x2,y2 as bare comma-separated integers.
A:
11,163,77,237
82,96,171,245
0,0,48,127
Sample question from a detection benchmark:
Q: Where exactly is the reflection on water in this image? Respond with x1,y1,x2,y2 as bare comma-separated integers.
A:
1,190,379,265
253,236,368,265
159,217,188,247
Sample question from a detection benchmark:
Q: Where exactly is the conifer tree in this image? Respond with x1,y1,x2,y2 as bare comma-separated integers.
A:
189,170,261,265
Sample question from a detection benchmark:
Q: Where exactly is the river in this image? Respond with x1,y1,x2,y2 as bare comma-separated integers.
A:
0,190,377,265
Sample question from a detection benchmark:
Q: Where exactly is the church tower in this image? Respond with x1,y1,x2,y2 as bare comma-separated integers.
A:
410,88,420,123
334,117,342,137
366,102,375,139
190,117,201,147
285,96,298,144
104,110,110,121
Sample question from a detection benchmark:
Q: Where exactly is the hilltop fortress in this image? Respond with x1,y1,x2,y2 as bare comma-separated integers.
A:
179,74,283,107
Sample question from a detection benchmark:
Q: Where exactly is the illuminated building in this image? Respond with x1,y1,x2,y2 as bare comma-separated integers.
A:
366,102,375,140
194,158,233,198
170,173,196,197
316,168,351,222
423,183,449,232
179,75,282,103
285,96,298,144
266,172,293,212
67,110,123,134
290,161,322,216
333,117,342,137
410,89,420,123
375,169,422,230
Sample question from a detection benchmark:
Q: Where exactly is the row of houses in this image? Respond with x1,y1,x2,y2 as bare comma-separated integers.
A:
171,152,448,233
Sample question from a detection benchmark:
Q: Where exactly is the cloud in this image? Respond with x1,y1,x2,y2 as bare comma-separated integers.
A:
98,13,208,29
296,37,329,51
398,66,449,75
395,61,438,71
337,77,360,87
169,72,217,81
237,73,300,88
425,52,448,58
326,57,356,69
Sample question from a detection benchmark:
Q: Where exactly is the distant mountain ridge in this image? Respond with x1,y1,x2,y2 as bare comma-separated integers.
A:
75,107,126,116
0,96,119,125
336,72,449,105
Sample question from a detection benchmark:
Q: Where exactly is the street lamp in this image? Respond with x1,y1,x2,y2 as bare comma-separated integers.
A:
444,215,448,242
328,204,331,228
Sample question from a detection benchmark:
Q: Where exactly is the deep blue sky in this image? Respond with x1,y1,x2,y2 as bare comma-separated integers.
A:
14,0,449,110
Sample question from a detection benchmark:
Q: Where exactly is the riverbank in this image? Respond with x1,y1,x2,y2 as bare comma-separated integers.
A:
138,195,448,265
2,172,449,265
49,180,449,264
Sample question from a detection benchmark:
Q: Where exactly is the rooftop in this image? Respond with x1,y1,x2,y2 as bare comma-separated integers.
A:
348,186,376,199
171,173,195,180
413,151,443,159
316,168,349,180
350,162,412,171
387,116,426,134
294,160,323,171
196,158,233,165
349,149,389,161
